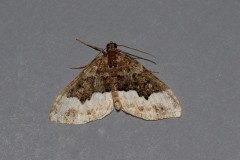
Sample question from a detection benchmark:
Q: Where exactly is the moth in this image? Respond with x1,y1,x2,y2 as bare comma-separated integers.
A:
49,39,182,124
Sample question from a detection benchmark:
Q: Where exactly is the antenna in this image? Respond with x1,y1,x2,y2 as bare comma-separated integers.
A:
118,44,156,58
76,39,106,54
121,51,156,64
75,39,156,64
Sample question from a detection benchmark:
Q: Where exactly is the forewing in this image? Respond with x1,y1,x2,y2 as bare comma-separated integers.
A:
116,53,182,120
49,55,114,124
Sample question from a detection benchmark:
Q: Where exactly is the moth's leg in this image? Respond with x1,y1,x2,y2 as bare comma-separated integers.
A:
69,65,86,69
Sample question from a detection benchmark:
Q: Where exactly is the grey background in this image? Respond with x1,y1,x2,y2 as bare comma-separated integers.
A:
1,1,240,160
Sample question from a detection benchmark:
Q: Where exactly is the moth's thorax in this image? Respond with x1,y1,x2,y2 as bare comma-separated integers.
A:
107,50,117,69
107,42,118,69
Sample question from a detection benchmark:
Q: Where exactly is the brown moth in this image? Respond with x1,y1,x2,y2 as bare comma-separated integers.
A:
49,40,182,124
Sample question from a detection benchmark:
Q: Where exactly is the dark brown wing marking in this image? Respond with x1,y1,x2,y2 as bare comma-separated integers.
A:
67,55,111,103
116,52,168,99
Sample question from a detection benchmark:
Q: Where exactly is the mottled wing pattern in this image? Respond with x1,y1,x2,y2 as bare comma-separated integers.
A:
49,55,114,124
116,52,182,120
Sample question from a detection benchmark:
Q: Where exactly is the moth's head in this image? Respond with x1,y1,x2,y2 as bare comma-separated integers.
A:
106,41,117,52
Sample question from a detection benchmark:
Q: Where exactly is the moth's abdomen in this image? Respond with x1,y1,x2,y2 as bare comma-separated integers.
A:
108,51,122,110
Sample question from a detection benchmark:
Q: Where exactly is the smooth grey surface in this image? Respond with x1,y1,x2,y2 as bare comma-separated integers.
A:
1,1,240,160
